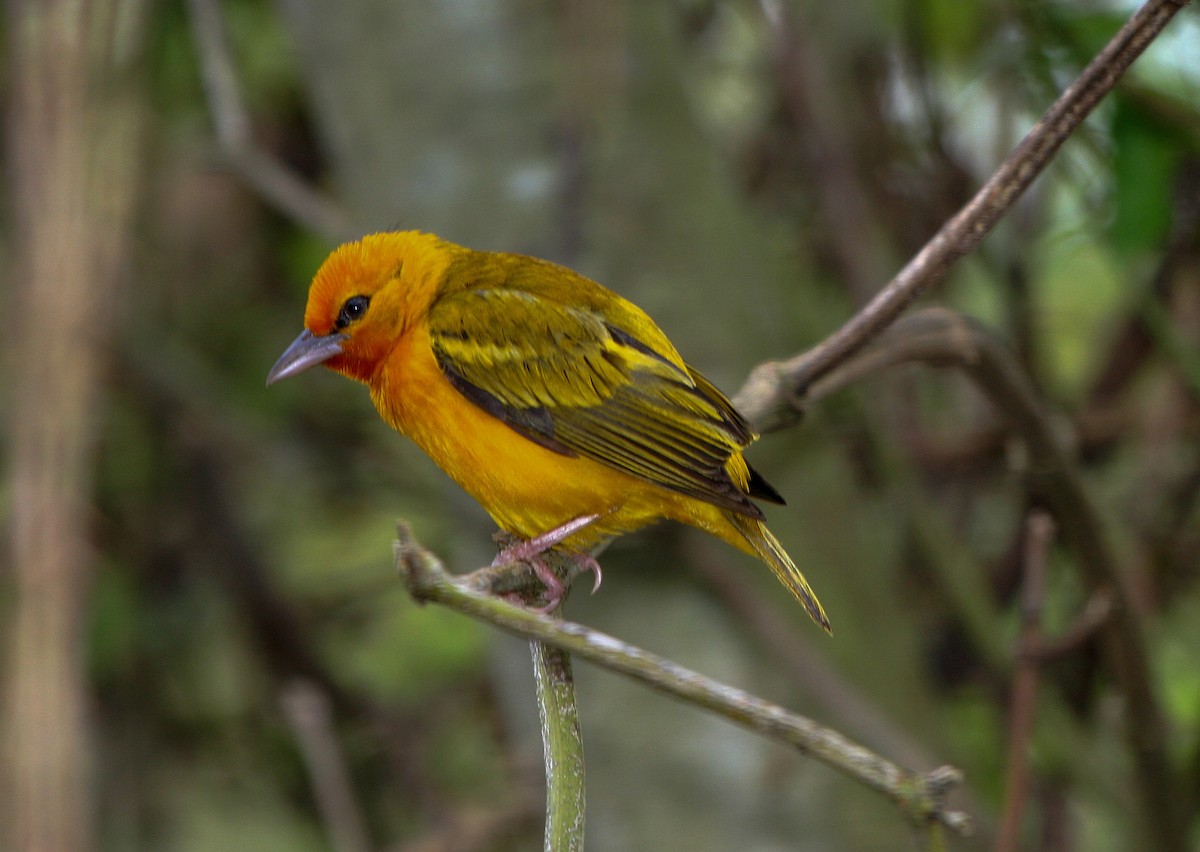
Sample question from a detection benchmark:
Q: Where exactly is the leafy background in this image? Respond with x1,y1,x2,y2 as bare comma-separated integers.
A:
4,0,1200,849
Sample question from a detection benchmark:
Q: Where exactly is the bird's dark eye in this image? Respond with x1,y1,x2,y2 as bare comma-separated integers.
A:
335,295,370,330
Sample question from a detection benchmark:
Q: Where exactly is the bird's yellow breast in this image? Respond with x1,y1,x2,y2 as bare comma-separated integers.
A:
274,230,827,629
370,321,733,552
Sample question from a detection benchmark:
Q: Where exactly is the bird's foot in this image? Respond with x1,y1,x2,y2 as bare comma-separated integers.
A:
491,514,604,613
491,514,600,566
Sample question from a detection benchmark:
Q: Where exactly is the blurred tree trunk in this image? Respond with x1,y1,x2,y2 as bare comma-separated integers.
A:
2,2,146,850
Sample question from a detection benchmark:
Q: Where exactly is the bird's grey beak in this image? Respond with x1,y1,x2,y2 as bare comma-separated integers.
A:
266,329,347,386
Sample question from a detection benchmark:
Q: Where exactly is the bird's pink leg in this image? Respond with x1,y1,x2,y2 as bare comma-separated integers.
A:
491,514,600,566
492,514,604,611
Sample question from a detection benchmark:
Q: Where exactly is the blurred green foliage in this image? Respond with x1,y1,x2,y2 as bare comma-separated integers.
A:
17,0,1198,849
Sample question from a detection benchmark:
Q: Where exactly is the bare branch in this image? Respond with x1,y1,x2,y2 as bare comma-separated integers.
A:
281,681,373,852
393,524,972,837
687,542,937,772
185,0,356,240
798,307,1184,849
687,541,997,839
996,512,1055,852
1026,592,1115,661
735,0,1191,432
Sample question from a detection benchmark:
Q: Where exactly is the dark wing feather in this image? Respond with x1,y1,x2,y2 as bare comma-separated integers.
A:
426,261,768,517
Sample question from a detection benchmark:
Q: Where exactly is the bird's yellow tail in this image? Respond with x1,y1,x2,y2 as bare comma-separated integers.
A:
724,512,831,633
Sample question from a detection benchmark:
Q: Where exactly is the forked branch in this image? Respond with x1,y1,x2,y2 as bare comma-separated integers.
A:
735,0,1191,432
394,525,972,837
794,308,1182,849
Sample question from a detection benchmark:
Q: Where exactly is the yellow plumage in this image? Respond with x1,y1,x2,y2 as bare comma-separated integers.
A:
268,231,830,631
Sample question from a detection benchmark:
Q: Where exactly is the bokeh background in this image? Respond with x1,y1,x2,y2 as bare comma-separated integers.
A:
4,1,1199,849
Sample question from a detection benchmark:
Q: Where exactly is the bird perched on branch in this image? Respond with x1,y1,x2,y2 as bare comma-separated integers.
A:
268,231,829,631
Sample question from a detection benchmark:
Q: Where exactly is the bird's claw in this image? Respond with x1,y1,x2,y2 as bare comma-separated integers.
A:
574,551,603,594
491,514,604,611
490,514,600,567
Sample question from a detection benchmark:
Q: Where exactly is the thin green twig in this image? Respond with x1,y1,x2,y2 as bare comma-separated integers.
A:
531,639,585,851
486,536,587,852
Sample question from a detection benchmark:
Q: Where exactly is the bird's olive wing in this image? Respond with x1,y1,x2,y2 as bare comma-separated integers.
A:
427,287,765,517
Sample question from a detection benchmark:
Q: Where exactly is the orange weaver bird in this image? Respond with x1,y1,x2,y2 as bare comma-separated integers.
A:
268,232,830,631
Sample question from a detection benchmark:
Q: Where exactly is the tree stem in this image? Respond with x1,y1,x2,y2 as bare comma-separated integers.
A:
531,640,586,852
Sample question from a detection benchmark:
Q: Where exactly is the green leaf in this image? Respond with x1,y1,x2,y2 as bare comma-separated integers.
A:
1111,96,1180,255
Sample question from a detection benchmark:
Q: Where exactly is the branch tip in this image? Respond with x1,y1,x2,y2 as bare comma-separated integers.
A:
918,766,972,835
392,521,445,602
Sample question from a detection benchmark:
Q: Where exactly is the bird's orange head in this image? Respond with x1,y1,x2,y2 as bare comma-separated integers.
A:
267,231,455,386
